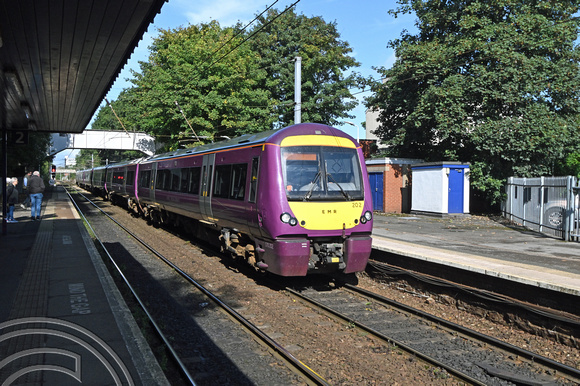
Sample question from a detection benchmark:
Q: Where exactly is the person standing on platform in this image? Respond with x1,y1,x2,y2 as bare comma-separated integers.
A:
21,171,31,209
28,171,45,221
6,178,19,223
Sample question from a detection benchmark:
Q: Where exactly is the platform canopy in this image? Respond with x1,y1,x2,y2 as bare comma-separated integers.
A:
0,0,167,134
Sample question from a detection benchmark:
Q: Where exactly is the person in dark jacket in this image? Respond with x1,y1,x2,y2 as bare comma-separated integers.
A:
6,177,19,223
21,171,31,209
28,171,45,221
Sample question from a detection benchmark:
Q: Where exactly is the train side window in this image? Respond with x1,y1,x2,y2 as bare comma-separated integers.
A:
157,169,171,190
155,169,164,189
249,157,259,203
179,168,189,193
171,168,181,192
126,171,135,186
230,163,247,200
113,171,124,183
164,170,172,191
188,167,201,195
155,170,161,189
139,170,151,188
213,165,232,198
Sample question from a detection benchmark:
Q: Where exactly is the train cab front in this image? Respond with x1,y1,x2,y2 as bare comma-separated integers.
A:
254,212,373,277
255,141,373,276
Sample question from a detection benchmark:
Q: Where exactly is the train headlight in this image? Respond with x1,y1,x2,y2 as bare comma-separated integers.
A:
364,211,373,221
280,212,298,226
360,210,373,224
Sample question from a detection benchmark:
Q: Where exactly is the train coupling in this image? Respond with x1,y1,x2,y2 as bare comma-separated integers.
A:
311,242,346,269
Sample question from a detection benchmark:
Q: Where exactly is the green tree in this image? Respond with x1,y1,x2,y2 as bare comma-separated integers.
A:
91,89,142,132
75,148,143,169
92,10,364,151
367,0,580,206
555,152,580,177
129,21,271,150
74,149,102,170
5,132,52,177
248,8,361,127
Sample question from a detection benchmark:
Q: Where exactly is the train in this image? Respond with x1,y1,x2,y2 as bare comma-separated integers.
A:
77,123,373,276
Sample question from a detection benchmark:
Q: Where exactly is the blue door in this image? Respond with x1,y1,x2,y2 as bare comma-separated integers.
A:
448,168,464,213
368,172,383,212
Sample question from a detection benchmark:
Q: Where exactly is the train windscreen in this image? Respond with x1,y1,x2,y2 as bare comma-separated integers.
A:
281,146,364,201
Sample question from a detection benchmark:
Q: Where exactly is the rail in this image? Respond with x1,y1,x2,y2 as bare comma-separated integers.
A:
67,185,329,385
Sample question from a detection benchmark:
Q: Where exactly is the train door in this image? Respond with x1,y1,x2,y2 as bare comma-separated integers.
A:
150,163,157,202
246,155,261,234
122,166,127,195
200,153,215,222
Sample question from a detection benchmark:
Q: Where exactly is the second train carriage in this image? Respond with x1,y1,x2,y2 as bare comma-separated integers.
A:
77,123,373,276
106,159,141,208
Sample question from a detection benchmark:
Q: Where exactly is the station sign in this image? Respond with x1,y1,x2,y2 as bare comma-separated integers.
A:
9,130,29,145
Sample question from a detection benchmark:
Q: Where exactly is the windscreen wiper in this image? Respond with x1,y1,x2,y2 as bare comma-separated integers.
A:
303,171,322,201
326,173,351,200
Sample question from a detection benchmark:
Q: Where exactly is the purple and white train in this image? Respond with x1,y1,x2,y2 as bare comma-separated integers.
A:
77,123,373,276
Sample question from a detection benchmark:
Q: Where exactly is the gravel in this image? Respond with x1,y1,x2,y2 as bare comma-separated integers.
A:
87,197,580,384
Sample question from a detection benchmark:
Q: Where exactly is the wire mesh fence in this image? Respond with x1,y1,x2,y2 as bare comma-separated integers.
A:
504,176,579,241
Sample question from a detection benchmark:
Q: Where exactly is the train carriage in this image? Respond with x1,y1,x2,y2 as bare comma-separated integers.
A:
91,165,108,197
106,159,140,207
77,123,373,276
251,123,373,275
76,169,92,190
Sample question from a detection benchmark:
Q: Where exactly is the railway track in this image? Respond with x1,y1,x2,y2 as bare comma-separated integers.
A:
66,184,580,384
286,282,580,385
65,186,328,385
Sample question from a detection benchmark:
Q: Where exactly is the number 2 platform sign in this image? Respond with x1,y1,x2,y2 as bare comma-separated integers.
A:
9,130,29,145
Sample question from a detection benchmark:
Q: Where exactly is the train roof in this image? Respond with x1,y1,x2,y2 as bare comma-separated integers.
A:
106,157,150,168
146,130,275,162
75,123,356,170
145,123,353,162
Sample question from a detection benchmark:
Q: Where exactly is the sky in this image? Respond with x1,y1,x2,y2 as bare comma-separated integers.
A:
57,0,417,166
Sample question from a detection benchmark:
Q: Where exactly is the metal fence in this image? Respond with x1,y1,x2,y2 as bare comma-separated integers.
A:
503,176,579,241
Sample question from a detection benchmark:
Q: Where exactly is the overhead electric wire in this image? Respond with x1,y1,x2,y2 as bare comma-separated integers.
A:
205,0,302,70
203,0,282,64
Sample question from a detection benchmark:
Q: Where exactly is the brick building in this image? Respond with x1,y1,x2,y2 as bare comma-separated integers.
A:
365,158,423,213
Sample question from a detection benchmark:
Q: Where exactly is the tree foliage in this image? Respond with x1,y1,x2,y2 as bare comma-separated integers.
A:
75,149,143,170
555,151,580,177
88,9,361,152
4,132,52,178
130,21,273,150
91,89,142,132
247,8,361,126
366,0,580,205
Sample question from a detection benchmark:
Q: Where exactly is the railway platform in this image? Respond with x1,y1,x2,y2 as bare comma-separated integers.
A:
371,213,580,300
0,185,167,385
